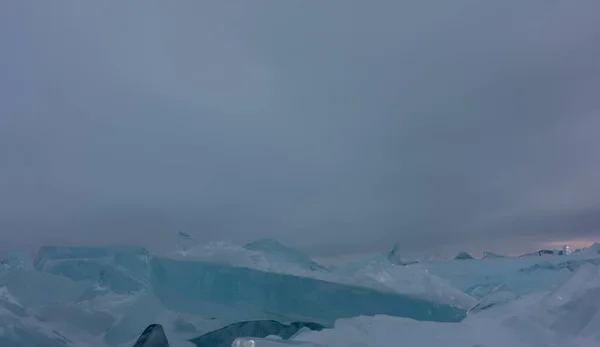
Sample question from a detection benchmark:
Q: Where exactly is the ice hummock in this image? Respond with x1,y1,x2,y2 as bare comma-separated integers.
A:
483,251,505,259
172,237,328,274
1,240,600,346
410,251,582,295
243,239,329,272
467,284,519,314
0,250,32,271
238,260,600,347
167,239,474,310
0,239,474,346
332,245,477,310
454,251,474,260
576,242,600,257
150,256,466,325
385,244,406,265
131,324,169,347
177,232,198,253
528,263,600,340
33,245,151,295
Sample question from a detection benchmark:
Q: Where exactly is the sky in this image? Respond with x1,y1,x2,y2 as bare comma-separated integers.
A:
1,1,600,259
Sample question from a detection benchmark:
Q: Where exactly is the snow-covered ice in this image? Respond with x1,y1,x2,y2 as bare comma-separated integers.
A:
1,237,600,346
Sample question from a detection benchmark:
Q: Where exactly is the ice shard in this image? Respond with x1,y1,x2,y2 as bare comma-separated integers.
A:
0,323,71,347
454,251,474,260
243,239,328,272
385,244,408,265
532,263,600,339
177,232,198,253
132,324,169,347
467,284,519,314
150,257,466,325
482,252,504,259
188,320,325,347
104,292,164,347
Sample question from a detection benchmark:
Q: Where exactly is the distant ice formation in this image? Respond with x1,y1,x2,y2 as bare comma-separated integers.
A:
454,251,474,260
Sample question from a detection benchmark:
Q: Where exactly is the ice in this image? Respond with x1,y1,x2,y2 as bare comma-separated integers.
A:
334,253,477,309
170,239,327,276
466,283,501,299
232,338,322,347
256,302,597,347
177,232,198,253
519,258,600,273
573,243,600,257
483,251,505,259
35,302,115,336
530,263,600,339
0,250,32,272
467,284,519,314
383,244,405,265
243,239,329,272
34,245,151,295
188,320,325,347
454,251,474,260
150,256,466,325
279,314,547,347
0,321,72,347
270,259,600,347
410,254,577,295
1,270,88,308
131,324,169,347
103,292,164,347
1,240,600,346
160,239,471,321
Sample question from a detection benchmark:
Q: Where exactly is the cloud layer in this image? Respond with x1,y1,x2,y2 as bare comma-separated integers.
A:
1,1,600,257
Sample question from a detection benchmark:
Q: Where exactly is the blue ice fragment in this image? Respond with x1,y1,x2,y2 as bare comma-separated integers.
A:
34,245,149,272
2,270,88,308
482,252,504,259
417,255,576,296
465,283,504,299
1,250,32,270
104,292,164,347
0,323,71,347
467,284,519,314
243,239,328,272
132,324,169,347
386,244,405,265
177,232,198,252
150,257,466,325
33,246,150,294
454,251,474,260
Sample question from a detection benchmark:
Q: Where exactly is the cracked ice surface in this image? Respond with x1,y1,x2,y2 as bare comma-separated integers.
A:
1,238,600,346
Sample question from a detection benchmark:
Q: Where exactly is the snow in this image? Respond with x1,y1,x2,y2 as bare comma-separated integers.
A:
1,238,600,346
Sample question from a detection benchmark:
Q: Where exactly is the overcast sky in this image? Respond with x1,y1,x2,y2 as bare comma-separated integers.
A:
1,1,600,258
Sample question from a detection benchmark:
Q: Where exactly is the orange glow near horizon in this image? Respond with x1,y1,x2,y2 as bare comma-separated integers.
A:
542,239,597,250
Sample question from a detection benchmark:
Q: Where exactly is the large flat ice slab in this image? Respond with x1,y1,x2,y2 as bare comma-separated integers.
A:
150,257,466,325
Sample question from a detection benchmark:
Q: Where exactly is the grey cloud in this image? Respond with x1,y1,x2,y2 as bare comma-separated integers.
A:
1,1,600,257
